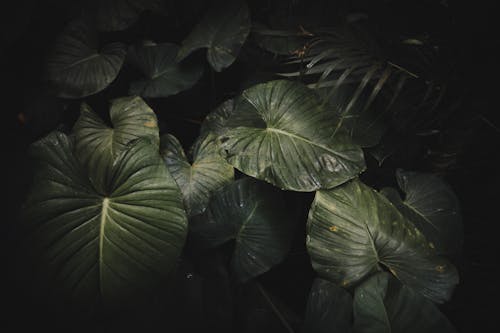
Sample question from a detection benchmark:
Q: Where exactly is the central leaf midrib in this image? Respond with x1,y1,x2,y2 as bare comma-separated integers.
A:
266,127,337,154
63,53,101,70
99,197,110,296
403,200,439,231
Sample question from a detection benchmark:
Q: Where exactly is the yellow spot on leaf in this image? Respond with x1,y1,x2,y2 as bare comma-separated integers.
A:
144,120,156,128
435,265,446,273
341,280,349,287
329,225,338,232
429,242,435,249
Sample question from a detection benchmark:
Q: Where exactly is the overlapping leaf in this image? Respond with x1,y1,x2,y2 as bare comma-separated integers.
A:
220,80,365,191
128,42,203,98
160,133,233,216
46,20,126,98
73,96,159,191
302,279,353,333
21,132,187,306
176,0,251,71
190,178,294,282
353,272,456,332
381,169,463,256
306,178,458,303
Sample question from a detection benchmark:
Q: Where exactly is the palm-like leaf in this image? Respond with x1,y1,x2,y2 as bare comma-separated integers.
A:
278,25,447,146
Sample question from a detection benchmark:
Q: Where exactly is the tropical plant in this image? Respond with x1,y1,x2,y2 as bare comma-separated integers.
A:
8,0,468,332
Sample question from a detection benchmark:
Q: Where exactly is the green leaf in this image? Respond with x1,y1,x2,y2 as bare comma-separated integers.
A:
190,178,295,282
322,84,388,147
220,80,365,192
73,96,159,192
21,132,188,306
93,0,165,32
46,20,126,98
128,42,203,98
380,169,463,256
200,99,235,137
176,0,251,72
306,178,458,303
353,272,456,333
252,24,307,55
160,133,234,216
302,278,353,333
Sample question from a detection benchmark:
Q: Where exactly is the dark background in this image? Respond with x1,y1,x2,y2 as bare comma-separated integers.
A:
2,0,499,332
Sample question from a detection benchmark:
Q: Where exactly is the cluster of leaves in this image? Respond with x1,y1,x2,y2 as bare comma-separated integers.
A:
14,0,464,332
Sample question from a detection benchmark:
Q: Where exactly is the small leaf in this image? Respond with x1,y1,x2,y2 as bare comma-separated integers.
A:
302,278,353,333
190,178,295,282
353,272,456,333
73,96,159,192
21,132,187,307
160,133,234,216
128,42,203,98
200,99,235,137
380,169,463,256
176,0,251,71
46,20,126,98
306,179,458,303
220,80,365,192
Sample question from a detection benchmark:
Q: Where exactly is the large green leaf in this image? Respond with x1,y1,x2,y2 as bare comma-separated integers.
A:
128,42,203,98
381,169,463,256
21,132,188,306
190,178,294,282
176,0,251,72
160,133,234,216
73,96,159,191
353,272,456,333
46,20,126,98
219,80,365,192
306,178,458,303
302,278,353,333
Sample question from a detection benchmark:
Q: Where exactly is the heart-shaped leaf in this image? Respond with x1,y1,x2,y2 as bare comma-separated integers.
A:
220,80,366,192
73,96,159,191
46,20,126,98
128,42,203,98
302,278,353,333
176,0,251,72
21,132,188,306
190,178,295,282
160,133,234,216
380,169,463,256
353,272,456,333
306,178,458,303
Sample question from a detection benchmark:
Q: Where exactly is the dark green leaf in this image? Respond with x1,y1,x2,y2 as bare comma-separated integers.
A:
190,178,295,282
128,42,203,98
46,20,126,98
302,278,353,333
160,133,234,216
21,132,188,307
380,169,463,256
73,96,159,192
200,99,235,137
306,178,458,303
353,272,456,333
176,0,251,71
220,80,365,192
